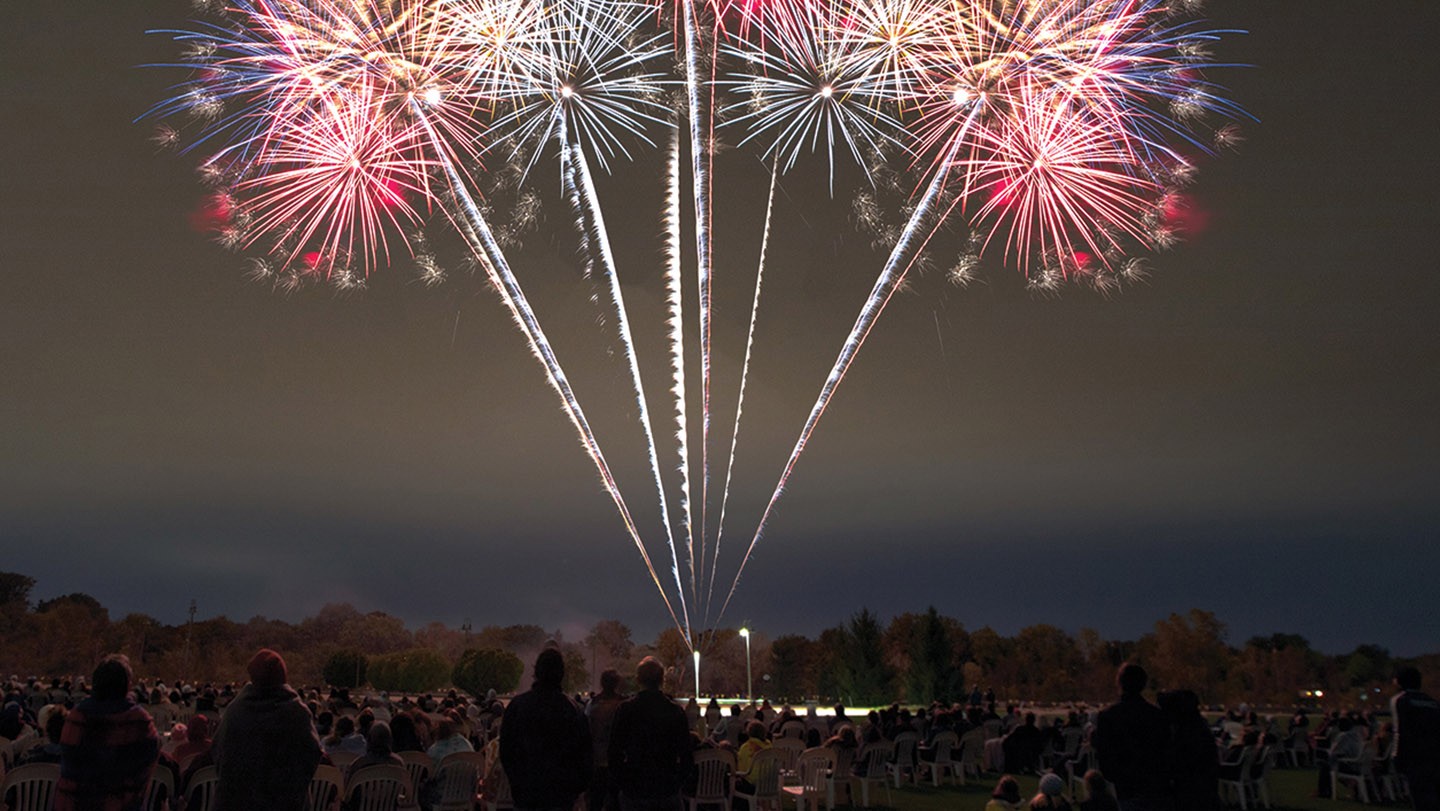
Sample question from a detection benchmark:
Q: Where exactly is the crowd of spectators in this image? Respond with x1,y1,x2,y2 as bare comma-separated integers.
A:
4,657,1438,811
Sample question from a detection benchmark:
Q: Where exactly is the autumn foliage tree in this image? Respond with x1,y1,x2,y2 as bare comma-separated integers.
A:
1,569,1433,707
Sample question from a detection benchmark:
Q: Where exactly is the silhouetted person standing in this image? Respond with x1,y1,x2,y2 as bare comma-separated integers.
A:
1158,689,1218,811
501,647,593,811
1392,666,1440,811
1093,664,1171,811
609,657,692,811
56,654,159,811
212,649,323,811
587,669,628,811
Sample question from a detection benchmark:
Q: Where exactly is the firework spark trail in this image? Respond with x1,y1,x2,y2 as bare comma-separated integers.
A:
679,0,713,610
705,156,778,625
664,131,698,647
412,99,687,638
715,102,982,624
567,134,692,642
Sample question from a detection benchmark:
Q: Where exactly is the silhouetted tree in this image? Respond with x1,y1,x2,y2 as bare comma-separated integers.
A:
369,648,451,693
323,649,369,689
453,648,524,697
768,635,814,699
906,607,962,704
835,608,892,706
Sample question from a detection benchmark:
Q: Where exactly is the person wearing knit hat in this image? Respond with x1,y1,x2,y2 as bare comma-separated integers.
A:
212,648,321,811
1031,772,1074,811
247,648,288,689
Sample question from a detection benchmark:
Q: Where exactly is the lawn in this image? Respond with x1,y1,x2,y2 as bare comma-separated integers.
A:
830,766,1391,811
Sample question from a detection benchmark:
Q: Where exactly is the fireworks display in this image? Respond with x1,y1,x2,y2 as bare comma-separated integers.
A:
148,0,1245,649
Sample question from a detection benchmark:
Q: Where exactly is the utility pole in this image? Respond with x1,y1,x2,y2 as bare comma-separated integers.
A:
184,599,197,676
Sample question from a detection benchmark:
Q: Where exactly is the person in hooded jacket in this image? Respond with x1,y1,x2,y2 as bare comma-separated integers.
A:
212,649,323,811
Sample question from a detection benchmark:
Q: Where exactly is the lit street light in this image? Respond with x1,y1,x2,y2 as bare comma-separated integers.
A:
693,650,701,699
739,627,752,705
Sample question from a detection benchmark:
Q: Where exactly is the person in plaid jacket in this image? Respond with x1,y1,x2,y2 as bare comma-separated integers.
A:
56,654,159,811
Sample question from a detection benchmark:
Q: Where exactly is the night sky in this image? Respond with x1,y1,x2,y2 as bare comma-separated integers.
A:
3,1,1437,656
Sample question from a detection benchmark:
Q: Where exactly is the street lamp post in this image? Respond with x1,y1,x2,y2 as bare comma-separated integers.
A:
693,650,701,699
739,627,752,705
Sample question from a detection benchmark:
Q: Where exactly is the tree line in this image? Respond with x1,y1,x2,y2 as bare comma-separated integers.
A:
1,572,1432,709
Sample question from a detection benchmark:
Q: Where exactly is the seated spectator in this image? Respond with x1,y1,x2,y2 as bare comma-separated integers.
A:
735,721,772,795
345,721,404,788
56,654,160,811
0,700,35,740
19,706,66,765
1218,729,1259,778
988,775,1024,811
823,723,852,754
1032,772,1074,811
1003,713,1045,774
162,721,188,756
173,713,214,771
427,716,475,761
323,715,367,757
1079,771,1118,811
1314,717,1363,798
315,710,335,739
391,710,424,752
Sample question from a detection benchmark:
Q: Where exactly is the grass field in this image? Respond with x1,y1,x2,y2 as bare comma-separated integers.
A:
827,766,1395,811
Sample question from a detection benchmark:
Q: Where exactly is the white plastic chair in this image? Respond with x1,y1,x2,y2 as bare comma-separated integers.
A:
1,762,59,811
432,752,485,811
144,765,175,811
1217,746,1255,810
850,741,893,809
307,763,344,811
916,731,960,787
887,732,919,787
1246,745,1274,809
687,748,736,811
397,751,433,810
186,764,221,811
735,748,783,811
482,761,513,811
823,746,855,808
959,728,987,782
782,747,834,811
771,738,804,785
1333,741,1377,804
345,764,411,811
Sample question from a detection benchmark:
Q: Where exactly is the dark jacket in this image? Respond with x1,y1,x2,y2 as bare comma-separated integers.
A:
1094,694,1170,801
500,685,593,809
212,683,323,811
609,689,693,800
1392,688,1440,772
